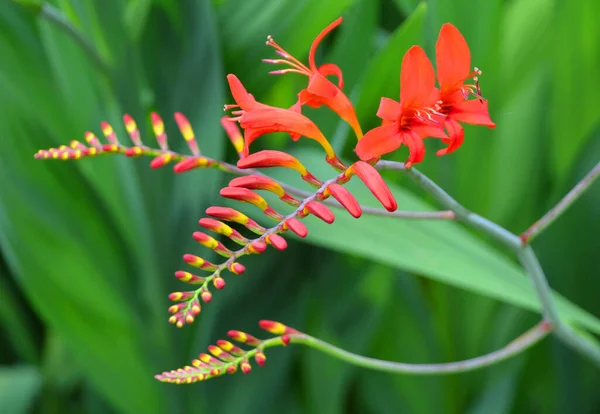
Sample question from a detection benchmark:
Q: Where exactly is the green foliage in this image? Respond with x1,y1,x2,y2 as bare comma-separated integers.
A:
0,1,599,413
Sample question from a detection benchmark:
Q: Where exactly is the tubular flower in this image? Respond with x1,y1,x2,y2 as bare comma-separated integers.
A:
435,23,496,155
225,74,343,169
355,46,447,168
263,17,363,139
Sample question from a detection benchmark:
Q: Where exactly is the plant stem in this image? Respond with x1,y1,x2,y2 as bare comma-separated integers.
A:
376,160,522,250
376,160,600,368
521,161,600,244
516,246,561,324
286,321,552,375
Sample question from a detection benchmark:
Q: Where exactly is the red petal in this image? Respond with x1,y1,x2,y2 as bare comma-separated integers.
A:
349,161,397,212
355,123,402,160
436,23,471,90
402,130,426,168
318,63,344,89
307,72,338,99
376,97,402,121
226,74,261,110
437,117,464,156
400,46,436,107
411,122,448,139
450,99,496,127
308,17,343,71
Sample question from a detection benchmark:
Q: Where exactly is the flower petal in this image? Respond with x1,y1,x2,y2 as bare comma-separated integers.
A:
436,117,464,156
402,129,426,168
318,63,344,89
240,108,335,158
376,97,403,121
451,99,496,127
226,74,261,110
355,123,402,160
307,72,339,99
308,17,343,71
400,46,436,107
411,122,448,139
436,23,471,90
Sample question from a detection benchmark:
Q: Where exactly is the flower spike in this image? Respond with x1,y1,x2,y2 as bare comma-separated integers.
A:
156,322,302,384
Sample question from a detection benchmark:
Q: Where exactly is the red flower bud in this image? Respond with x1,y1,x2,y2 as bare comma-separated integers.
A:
325,183,362,218
346,161,397,212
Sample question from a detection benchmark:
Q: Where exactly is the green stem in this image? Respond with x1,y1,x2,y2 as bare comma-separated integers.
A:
521,161,600,244
376,160,522,250
516,246,561,324
287,321,551,374
376,160,600,368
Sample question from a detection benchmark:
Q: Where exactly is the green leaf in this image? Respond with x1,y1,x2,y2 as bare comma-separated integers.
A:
0,366,42,414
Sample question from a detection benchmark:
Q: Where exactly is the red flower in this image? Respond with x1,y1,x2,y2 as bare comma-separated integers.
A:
225,74,343,168
435,23,496,155
355,46,446,167
263,18,363,139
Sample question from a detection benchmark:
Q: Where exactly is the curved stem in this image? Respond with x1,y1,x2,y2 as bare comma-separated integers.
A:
281,321,553,374
376,159,600,368
521,161,600,244
376,160,521,250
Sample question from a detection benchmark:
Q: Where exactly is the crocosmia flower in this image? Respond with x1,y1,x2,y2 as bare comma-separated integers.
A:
225,74,340,166
435,23,496,155
264,17,363,139
355,46,446,167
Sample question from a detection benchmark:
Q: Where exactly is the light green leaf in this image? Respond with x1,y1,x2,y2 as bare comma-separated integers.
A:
0,366,42,414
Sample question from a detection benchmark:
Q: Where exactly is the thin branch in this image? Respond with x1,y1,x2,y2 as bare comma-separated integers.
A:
289,320,552,375
376,159,600,368
517,246,561,324
520,161,600,244
157,320,552,382
276,181,455,220
376,160,522,250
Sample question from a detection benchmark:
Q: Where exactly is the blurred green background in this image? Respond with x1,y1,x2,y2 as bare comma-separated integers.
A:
1,0,600,413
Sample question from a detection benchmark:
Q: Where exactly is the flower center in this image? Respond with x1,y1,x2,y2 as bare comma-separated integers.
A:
400,104,444,129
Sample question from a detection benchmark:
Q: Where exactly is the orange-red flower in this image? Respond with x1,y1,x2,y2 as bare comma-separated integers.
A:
225,74,339,165
355,46,446,167
435,23,496,155
263,17,363,139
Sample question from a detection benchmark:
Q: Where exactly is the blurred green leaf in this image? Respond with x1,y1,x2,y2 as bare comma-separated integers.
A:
0,366,41,414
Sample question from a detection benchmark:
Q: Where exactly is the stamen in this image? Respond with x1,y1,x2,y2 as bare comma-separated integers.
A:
223,104,239,111
265,35,312,75
261,58,310,74
269,69,307,75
